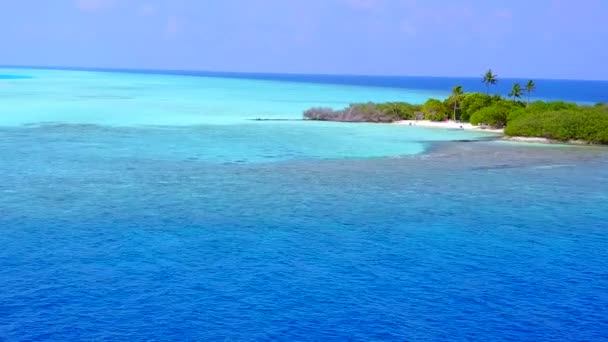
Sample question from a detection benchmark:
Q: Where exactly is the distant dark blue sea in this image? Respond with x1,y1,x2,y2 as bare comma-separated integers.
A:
1,68,608,341
4,65,608,104
172,71,608,104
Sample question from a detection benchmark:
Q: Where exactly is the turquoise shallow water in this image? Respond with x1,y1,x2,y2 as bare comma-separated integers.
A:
0,68,445,126
1,69,608,341
0,68,491,161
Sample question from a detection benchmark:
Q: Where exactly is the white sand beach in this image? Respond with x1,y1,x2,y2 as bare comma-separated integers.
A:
394,120,598,145
394,120,504,134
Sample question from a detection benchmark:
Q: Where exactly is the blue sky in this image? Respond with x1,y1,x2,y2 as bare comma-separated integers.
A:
1,0,607,80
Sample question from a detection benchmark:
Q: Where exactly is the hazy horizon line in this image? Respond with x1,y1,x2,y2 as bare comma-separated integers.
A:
2,64,607,83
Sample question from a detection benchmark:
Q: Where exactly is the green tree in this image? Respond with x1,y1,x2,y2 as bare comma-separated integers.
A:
422,98,447,121
450,85,464,121
482,69,498,95
470,99,524,128
376,102,421,120
525,80,536,106
509,83,523,99
470,103,508,128
459,92,493,122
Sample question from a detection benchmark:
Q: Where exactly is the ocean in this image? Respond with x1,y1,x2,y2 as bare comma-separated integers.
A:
1,68,607,341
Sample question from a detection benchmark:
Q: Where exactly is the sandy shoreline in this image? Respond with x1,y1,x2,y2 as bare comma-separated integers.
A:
394,120,600,145
394,120,504,134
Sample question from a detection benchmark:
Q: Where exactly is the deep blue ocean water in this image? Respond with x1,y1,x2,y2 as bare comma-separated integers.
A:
1,68,608,341
5,66,608,103
146,71,608,104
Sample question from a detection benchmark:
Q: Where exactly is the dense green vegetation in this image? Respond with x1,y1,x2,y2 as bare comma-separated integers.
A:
303,69,608,144
505,105,608,143
470,100,525,128
375,102,422,120
303,102,422,122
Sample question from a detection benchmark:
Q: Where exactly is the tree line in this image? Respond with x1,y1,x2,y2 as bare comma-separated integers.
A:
481,69,536,103
303,69,608,143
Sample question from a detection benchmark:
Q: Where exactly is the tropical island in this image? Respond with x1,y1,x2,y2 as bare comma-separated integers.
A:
303,69,608,144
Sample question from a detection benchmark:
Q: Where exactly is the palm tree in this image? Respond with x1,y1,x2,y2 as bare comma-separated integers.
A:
451,85,463,121
509,83,523,99
482,69,497,95
525,80,536,106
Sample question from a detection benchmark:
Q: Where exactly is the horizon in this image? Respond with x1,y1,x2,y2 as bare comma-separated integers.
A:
3,64,608,83
1,0,607,81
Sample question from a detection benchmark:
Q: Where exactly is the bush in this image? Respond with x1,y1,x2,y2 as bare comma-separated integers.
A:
303,107,336,121
443,97,457,120
460,93,493,121
422,99,448,121
505,107,608,143
506,100,579,124
303,103,412,122
470,100,524,128
375,102,421,120
470,105,509,128
507,107,527,122
343,103,388,122
593,102,608,112
528,100,578,112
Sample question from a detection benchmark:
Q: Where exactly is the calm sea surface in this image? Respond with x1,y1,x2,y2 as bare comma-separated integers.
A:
1,68,607,341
